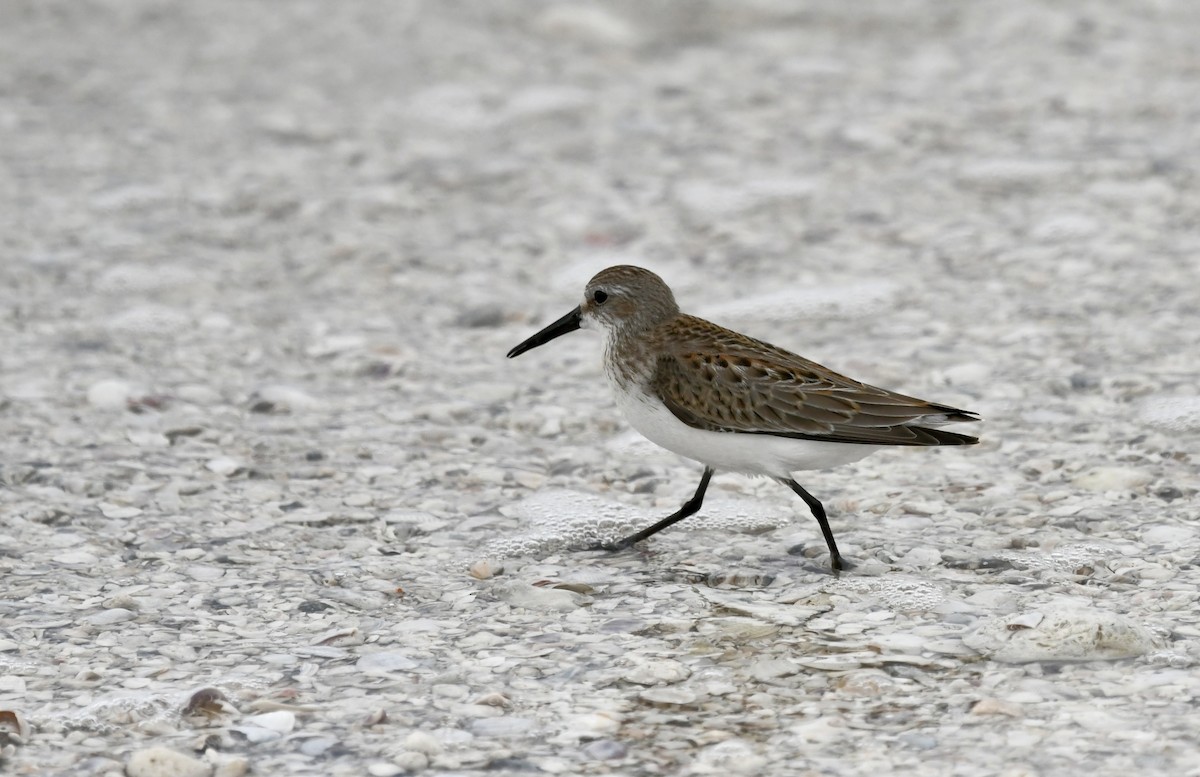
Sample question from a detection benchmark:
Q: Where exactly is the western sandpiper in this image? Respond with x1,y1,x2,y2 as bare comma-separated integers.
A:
507,265,979,572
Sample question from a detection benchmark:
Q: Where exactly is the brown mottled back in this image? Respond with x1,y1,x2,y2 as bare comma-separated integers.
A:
645,315,979,446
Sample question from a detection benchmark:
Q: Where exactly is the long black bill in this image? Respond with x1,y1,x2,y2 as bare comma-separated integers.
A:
507,306,582,358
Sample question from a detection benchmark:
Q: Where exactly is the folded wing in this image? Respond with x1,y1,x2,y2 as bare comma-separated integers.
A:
650,316,980,446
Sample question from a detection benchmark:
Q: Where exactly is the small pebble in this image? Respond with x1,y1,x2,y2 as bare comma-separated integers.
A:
83,608,136,626
53,550,100,565
87,379,137,409
748,658,797,682
403,731,443,756
1072,467,1152,491
205,457,244,476
243,710,295,733
582,739,627,760
250,385,321,412
561,712,621,738
229,726,282,744
99,503,143,519
127,430,170,447
622,659,690,686
393,751,429,772
298,737,338,757
493,581,587,611
468,560,502,580
125,747,212,777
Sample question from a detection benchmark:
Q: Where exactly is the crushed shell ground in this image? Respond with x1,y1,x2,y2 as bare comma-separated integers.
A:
1,1,1199,775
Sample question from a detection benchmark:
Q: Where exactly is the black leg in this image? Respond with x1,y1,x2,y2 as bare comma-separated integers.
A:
779,478,844,572
604,467,714,550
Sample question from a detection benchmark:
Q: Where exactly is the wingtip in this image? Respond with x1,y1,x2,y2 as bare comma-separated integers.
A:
920,427,980,445
930,405,982,424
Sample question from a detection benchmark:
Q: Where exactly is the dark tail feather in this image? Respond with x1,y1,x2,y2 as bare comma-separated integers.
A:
913,426,979,445
927,405,982,424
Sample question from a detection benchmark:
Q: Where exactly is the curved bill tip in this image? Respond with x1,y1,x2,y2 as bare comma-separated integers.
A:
507,306,582,358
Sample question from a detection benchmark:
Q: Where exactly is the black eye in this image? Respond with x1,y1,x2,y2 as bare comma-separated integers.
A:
592,290,608,305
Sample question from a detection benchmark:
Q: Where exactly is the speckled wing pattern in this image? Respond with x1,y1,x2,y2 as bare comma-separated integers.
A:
650,315,980,446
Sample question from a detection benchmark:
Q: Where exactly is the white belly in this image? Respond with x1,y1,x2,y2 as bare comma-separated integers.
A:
612,384,879,478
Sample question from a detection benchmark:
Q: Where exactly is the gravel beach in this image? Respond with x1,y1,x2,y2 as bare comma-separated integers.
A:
2,1,1199,775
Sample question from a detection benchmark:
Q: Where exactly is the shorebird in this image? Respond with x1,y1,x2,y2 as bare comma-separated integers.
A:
507,265,979,572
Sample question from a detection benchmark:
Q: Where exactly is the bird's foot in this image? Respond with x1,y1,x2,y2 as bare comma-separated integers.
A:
585,537,637,553
795,555,853,576
788,544,852,576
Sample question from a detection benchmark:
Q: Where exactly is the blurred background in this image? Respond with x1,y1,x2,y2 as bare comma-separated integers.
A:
3,1,1196,385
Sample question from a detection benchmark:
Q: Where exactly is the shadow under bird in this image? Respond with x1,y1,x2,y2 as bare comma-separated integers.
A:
507,265,980,572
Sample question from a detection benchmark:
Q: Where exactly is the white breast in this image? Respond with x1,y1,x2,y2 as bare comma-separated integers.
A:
610,382,879,478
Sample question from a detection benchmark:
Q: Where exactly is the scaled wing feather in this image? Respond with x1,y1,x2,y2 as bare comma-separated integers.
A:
650,316,978,446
